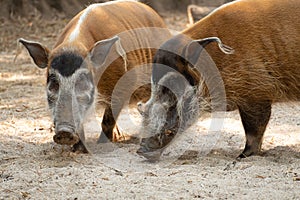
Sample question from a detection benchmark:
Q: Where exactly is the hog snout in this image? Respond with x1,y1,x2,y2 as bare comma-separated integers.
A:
136,137,163,161
54,125,79,145
136,145,162,162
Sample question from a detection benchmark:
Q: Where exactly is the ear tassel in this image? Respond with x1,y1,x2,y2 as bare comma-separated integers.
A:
194,37,235,54
115,37,128,72
216,39,235,54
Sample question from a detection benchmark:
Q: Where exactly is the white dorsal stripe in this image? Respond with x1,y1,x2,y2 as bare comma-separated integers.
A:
68,4,99,42
68,0,137,42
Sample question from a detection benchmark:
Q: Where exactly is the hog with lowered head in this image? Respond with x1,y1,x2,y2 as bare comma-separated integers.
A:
19,1,171,152
137,0,300,160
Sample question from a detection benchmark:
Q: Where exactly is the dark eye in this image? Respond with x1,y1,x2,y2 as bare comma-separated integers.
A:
75,74,94,104
75,73,93,92
48,74,59,93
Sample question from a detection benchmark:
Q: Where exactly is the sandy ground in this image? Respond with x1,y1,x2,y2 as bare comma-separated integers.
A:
0,11,300,200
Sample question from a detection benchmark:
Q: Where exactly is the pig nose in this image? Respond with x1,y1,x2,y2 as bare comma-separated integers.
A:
136,146,162,162
54,125,79,145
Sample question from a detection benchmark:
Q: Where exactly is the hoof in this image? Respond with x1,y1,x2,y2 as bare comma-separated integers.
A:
116,135,139,144
237,152,248,159
237,147,260,159
97,130,136,144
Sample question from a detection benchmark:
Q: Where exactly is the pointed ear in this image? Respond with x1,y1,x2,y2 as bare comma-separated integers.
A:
89,36,119,67
185,37,234,64
18,38,50,69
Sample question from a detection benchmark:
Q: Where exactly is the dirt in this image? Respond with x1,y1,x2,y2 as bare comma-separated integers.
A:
0,10,300,200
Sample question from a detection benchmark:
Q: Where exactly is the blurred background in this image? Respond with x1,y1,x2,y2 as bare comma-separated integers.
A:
0,0,234,52
1,0,233,19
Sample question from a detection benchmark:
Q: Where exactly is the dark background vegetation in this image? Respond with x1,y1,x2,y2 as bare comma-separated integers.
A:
0,0,233,52
0,0,233,19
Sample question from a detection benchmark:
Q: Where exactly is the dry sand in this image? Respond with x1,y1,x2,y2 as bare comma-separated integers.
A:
0,12,299,200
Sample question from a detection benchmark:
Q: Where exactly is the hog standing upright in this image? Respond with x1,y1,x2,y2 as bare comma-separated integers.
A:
20,1,171,152
137,0,300,159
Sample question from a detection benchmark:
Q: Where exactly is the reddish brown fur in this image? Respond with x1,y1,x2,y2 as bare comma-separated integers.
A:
184,0,300,106
21,1,171,147
54,1,171,142
181,0,300,157
50,1,169,102
137,0,300,159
